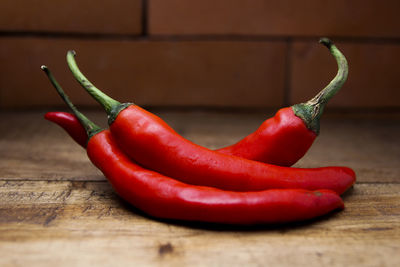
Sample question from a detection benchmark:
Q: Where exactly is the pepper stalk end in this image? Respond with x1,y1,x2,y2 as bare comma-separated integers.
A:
319,38,333,49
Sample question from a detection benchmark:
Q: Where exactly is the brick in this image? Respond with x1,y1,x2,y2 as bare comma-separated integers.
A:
290,40,400,108
0,0,142,34
0,37,286,108
149,0,400,38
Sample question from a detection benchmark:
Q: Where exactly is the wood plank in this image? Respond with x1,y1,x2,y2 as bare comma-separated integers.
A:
0,180,399,266
0,0,142,35
0,37,286,108
148,0,400,38
1,110,399,183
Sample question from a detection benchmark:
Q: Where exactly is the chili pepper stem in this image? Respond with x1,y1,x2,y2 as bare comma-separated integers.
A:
41,65,102,139
292,38,348,134
66,51,132,124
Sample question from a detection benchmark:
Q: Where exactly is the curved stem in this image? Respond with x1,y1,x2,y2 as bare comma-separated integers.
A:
292,38,348,134
66,50,121,114
309,38,348,106
41,65,102,139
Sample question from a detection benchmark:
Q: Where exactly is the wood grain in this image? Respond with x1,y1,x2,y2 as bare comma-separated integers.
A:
0,181,399,266
0,110,399,266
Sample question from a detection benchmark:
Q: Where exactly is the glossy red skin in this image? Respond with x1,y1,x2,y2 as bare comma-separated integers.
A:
44,112,88,148
47,108,315,167
110,105,356,194
87,130,344,224
216,107,317,166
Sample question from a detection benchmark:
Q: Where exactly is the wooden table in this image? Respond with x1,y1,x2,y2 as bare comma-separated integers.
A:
1,109,399,266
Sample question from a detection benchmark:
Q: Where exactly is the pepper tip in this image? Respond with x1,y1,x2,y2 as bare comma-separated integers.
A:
68,50,77,56
40,65,50,74
319,37,333,49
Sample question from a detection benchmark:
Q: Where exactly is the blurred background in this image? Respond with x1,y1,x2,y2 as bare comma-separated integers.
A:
1,0,400,110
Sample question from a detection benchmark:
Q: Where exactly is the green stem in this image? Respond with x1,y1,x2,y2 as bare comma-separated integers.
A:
66,51,131,124
292,38,348,134
41,65,102,139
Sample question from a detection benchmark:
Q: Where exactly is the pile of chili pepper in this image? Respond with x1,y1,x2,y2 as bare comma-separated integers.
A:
43,38,355,225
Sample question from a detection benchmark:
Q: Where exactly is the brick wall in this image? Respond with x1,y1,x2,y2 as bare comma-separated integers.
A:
1,0,399,109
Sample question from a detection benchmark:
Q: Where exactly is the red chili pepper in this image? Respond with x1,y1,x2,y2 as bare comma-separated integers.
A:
43,71,344,224
110,105,354,194
63,39,355,195
215,107,317,166
44,112,88,148
214,38,347,166
89,129,344,224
